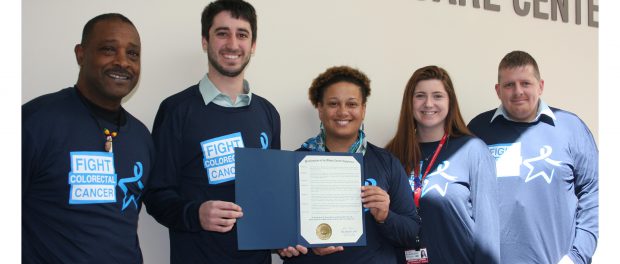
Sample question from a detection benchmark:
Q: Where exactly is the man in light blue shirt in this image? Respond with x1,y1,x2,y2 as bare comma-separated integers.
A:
468,50,598,264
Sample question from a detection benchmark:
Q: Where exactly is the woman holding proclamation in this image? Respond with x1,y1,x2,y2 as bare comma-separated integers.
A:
279,66,420,264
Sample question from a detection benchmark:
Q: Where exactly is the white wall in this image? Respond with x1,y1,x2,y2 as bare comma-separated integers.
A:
22,1,598,263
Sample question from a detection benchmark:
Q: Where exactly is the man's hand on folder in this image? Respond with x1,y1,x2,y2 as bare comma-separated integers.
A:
199,200,243,232
278,245,344,258
278,245,308,258
361,186,390,223
311,246,344,256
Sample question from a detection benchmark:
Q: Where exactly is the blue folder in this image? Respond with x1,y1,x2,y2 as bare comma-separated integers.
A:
235,148,367,250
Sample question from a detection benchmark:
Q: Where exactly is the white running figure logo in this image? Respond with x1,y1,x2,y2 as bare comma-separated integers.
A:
523,145,561,184
421,161,457,197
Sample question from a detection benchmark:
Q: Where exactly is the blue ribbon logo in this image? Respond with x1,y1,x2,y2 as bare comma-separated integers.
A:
118,162,144,212
260,132,269,149
363,178,377,212
364,178,377,187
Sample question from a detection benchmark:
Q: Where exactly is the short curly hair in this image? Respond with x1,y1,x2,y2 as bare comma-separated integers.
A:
308,66,371,107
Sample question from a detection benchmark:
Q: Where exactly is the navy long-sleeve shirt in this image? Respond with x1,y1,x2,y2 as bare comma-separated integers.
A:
415,135,500,264
22,87,154,264
284,143,420,264
143,84,281,264
468,107,598,264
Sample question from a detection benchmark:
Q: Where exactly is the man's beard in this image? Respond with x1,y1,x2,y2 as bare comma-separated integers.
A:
207,51,251,77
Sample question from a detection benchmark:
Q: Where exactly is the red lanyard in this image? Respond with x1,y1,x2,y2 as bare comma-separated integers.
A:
413,133,448,207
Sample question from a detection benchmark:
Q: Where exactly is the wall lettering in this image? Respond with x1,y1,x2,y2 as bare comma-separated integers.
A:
423,0,598,28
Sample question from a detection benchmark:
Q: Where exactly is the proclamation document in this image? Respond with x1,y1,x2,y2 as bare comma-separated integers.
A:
299,155,364,244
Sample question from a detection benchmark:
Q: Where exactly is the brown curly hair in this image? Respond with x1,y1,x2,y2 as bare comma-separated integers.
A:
308,66,371,107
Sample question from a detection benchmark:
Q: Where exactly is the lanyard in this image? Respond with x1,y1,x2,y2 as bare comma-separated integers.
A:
413,133,448,207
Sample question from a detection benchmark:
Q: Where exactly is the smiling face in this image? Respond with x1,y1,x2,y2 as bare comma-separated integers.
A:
75,19,141,109
203,11,255,78
318,81,366,144
495,65,544,122
412,79,449,135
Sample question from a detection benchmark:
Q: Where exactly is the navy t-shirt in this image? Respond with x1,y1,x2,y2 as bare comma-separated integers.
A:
415,135,500,264
284,143,420,264
22,87,154,263
143,85,281,264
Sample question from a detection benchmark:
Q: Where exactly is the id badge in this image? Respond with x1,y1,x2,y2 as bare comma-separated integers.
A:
405,248,429,264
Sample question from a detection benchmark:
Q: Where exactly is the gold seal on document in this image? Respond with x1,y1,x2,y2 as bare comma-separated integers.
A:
316,223,332,240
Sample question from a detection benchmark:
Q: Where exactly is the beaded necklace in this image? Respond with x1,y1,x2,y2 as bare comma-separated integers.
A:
75,87,122,153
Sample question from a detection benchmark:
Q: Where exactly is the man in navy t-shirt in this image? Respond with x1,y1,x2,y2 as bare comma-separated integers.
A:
22,13,154,263
468,50,598,264
143,1,281,263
